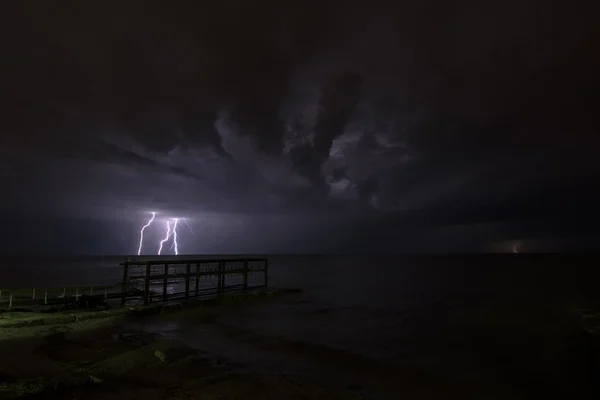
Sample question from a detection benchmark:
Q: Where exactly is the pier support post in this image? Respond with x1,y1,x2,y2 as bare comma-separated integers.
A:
223,262,227,292
195,263,200,297
243,260,248,291
217,261,223,293
264,259,268,288
216,262,221,293
185,263,191,299
144,262,151,305
163,263,168,301
121,262,129,305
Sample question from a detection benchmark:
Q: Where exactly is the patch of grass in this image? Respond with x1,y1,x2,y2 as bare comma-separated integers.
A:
0,378,46,397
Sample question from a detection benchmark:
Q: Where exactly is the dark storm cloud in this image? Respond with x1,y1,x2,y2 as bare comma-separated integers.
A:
289,73,363,185
0,1,599,253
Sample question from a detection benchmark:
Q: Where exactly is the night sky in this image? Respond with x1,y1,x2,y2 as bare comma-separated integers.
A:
1,1,598,255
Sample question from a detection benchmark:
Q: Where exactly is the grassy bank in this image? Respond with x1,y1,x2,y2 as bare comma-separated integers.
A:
0,288,300,329
0,288,363,399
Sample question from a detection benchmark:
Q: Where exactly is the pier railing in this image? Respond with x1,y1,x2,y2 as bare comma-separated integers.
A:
120,258,268,305
0,258,268,311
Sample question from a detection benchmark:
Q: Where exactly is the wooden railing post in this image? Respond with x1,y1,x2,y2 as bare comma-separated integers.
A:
195,263,200,297
144,262,151,305
163,263,169,301
243,260,248,291
185,263,191,299
121,262,129,305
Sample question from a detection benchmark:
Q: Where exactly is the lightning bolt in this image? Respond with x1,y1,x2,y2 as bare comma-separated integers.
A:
170,218,179,255
137,212,156,256
182,219,195,236
158,220,173,256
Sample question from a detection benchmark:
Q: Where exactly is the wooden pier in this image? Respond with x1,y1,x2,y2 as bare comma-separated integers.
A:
0,257,268,311
120,258,268,305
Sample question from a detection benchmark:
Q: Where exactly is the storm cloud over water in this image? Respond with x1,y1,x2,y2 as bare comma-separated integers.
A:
0,1,598,254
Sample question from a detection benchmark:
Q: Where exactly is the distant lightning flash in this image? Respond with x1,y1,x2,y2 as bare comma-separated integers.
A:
158,220,173,256
137,212,156,256
182,219,195,236
170,218,180,255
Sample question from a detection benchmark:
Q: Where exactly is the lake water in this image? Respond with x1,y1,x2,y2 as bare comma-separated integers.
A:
1,254,599,398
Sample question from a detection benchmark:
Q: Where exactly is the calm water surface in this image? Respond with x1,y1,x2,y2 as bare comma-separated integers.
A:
1,254,599,398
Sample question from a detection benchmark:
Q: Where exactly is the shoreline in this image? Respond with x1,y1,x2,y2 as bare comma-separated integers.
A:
0,288,367,399
1,285,599,399
0,286,480,399
0,288,300,330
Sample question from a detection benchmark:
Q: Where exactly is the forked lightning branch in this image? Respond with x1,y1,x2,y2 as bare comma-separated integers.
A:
137,212,192,255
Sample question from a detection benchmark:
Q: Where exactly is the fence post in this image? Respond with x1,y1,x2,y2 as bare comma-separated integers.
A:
195,263,200,297
44,292,48,305
9,293,13,311
264,259,268,288
121,262,129,305
185,263,191,299
32,289,36,300
163,263,168,301
144,262,151,305
243,260,248,291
